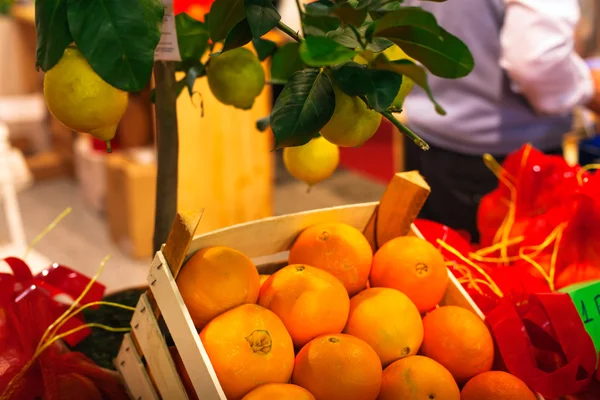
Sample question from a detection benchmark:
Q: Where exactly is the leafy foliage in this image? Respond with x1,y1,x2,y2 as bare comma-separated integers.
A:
36,0,472,150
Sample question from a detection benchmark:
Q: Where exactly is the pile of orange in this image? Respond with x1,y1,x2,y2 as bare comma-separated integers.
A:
175,222,537,400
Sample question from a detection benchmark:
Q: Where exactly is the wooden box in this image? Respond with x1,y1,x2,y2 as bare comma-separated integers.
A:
115,171,483,399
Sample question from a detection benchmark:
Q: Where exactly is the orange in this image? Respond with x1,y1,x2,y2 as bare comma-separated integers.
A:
259,274,270,288
200,304,295,400
421,306,494,383
177,246,260,329
242,383,315,400
169,346,199,400
258,264,350,347
288,222,373,295
461,371,537,400
370,236,449,312
378,355,460,400
343,287,423,366
292,334,382,400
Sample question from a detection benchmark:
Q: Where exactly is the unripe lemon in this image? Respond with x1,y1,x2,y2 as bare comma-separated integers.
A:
43,47,128,152
283,137,340,187
207,48,265,110
320,85,382,148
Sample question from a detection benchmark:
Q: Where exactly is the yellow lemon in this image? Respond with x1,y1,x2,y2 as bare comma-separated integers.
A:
283,137,340,187
43,47,128,152
383,45,415,109
207,48,265,110
320,85,382,148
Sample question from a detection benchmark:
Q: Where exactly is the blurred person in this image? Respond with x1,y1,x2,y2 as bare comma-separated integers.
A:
401,0,600,242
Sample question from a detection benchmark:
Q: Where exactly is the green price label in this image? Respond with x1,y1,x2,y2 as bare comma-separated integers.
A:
559,280,600,354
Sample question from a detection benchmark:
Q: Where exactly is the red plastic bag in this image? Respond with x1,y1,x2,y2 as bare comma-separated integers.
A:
486,293,597,398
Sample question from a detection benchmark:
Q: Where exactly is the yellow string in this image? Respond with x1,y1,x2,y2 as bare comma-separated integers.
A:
516,223,567,292
483,153,519,261
474,236,524,257
577,163,600,186
37,254,112,352
437,239,504,298
49,301,135,343
24,207,72,259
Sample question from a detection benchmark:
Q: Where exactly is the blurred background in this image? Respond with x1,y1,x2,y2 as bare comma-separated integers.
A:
0,0,598,293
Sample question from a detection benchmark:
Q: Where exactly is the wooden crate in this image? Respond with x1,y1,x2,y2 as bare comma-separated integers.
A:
115,171,482,399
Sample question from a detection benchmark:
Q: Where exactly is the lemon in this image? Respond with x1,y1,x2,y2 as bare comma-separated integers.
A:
283,137,340,187
320,85,382,148
43,47,128,152
383,45,415,109
207,48,265,110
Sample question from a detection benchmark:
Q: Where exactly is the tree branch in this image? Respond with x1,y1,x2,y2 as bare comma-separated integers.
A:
381,110,430,151
152,61,179,253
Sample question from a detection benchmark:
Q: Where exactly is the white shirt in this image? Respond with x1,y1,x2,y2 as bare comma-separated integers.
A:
500,0,595,115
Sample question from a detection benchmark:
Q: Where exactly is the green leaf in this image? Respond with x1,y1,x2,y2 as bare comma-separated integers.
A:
304,14,341,35
252,38,277,61
244,0,281,38
299,36,355,67
67,0,164,92
256,116,270,131
373,7,440,37
222,18,253,52
333,3,367,26
368,1,402,20
304,0,334,16
376,26,474,78
330,62,402,111
176,13,210,60
270,69,335,149
372,54,446,114
326,24,390,52
35,0,73,71
207,0,245,42
271,42,304,84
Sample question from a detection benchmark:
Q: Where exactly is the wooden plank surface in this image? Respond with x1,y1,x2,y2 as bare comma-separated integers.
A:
130,293,190,399
149,251,226,400
186,202,378,260
115,333,160,400
363,171,430,250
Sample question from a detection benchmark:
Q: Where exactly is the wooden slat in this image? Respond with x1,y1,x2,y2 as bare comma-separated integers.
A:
130,293,190,399
115,333,160,400
363,171,430,250
186,202,378,260
163,210,204,278
149,251,226,400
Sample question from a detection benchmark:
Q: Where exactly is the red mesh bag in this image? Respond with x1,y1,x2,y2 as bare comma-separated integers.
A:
550,173,600,289
477,144,588,253
0,257,128,400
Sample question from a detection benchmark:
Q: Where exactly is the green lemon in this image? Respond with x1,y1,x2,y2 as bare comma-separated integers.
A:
43,47,128,151
320,85,382,148
207,48,265,110
283,137,340,187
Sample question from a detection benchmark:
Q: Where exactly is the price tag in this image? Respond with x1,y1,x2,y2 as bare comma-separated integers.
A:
559,280,600,354
154,0,182,62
